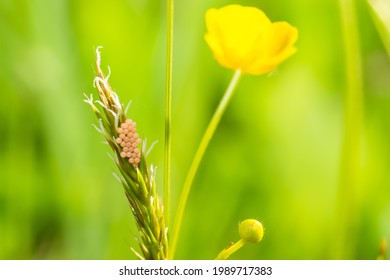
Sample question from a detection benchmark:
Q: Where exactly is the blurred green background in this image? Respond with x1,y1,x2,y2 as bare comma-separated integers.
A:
1,0,390,259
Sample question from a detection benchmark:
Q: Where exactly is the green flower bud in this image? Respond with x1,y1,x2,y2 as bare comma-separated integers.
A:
238,219,264,243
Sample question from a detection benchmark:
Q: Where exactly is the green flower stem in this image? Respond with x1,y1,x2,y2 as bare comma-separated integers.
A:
164,0,174,230
336,0,363,259
215,239,246,260
169,69,242,259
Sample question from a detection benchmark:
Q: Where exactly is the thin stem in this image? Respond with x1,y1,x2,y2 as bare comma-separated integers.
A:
164,0,174,230
169,69,242,259
215,239,246,260
336,0,363,259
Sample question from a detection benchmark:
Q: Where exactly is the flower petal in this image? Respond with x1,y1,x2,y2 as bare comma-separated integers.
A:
246,22,298,75
205,5,272,70
267,22,298,63
205,5,298,75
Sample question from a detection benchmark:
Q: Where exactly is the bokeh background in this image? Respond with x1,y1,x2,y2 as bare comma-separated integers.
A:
1,0,390,259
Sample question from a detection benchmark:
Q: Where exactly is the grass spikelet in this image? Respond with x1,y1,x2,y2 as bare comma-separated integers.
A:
85,47,168,260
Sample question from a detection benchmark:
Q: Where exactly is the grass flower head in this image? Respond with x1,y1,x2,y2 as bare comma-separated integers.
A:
85,48,168,260
205,5,298,75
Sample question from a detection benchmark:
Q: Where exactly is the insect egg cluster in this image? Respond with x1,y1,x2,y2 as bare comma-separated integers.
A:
115,119,142,167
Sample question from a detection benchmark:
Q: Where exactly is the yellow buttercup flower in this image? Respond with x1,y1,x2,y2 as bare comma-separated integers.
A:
205,5,298,75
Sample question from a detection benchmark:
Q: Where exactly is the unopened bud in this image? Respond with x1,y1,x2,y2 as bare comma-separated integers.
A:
238,219,264,243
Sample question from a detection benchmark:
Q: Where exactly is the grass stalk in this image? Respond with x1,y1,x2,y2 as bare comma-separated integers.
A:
336,0,364,259
164,0,174,233
169,69,242,259
367,0,390,57
85,48,168,259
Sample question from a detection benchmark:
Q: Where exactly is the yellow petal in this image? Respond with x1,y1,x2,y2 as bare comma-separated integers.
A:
205,5,272,70
246,22,298,75
266,22,298,64
205,5,298,75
